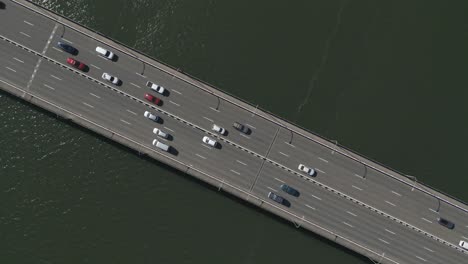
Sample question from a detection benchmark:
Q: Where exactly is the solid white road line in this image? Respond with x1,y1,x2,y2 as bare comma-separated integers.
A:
164,126,174,132
284,142,296,148
43,84,55,90
195,154,206,160
279,151,289,157
240,134,250,139
129,82,141,88
391,191,402,197
13,57,24,63
315,168,326,174
120,119,131,125
230,169,240,175
82,102,94,108
385,229,396,235
351,185,363,191
267,187,278,192
203,116,213,122
171,89,182,95
385,200,396,207
52,47,63,53
311,194,322,201
423,247,434,253
236,160,247,166
246,123,256,129
89,93,100,99
346,211,357,217
378,238,390,245
61,38,73,44
274,177,285,183
23,20,34,26
209,107,220,112
126,109,137,115
50,74,62,81
305,204,316,210
415,256,427,262
421,217,433,224
169,100,180,106
6,66,16,72
318,157,329,163
343,222,354,228
20,31,31,38
90,64,101,70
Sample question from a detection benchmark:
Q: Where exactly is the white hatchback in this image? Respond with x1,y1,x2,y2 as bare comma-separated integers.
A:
298,164,315,176
202,136,217,147
212,124,226,135
95,46,115,60
102,72,119,85
146,81,165,95
153,128,168,138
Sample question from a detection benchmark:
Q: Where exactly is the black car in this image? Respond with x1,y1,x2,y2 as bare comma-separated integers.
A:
57,41,78,55
268,192,284,204
437,217,455,229
233,122,251,134
280,184,300,197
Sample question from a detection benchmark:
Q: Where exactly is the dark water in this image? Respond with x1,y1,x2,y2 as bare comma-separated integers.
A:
2,0,468,263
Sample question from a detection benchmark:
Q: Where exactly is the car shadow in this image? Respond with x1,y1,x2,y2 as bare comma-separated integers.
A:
83,65,90,73
166,134,173,141
223,130,229,137
168,146,178,156
282,199,291,208
158,100,163,107
215,143,223,150
112,55,119,62
164,90,170,97
0,2,6,9
156,118,164,124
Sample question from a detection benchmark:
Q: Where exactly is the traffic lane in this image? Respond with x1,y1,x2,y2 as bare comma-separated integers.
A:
254,164,466,264
0,2,56,52
0,40,38,87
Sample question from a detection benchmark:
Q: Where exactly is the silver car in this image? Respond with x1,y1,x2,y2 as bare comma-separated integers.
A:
298,164,315,176
102,72,120,85
212,124,226,135
202,136,217,147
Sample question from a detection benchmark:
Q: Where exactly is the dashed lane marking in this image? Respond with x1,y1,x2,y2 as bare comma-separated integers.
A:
346,211,357,217
385,229,395,235
311,194,322,201
236,160,247,166
421,218,433,224
378,238,390,245
391,191,402,197
43,84,55,90
52,47,63,53
13,57,24,63
61,38,73,44
279,151,289,157
120,119,131,125
305,204,316,210
201,144,211,150
164,126,174,132
274,178,285,183
50,74,62,81
23,20,34,26
195,154,206,160
126,109,137,115
352,185,363,191
89,93,100,99
19,31,31,38
90,64,101,70
203,116,213,122
6,66,16,72
315,168,326,174
318,157,329,163
415,256,427,262
240,134,250,139
343,222,354,228
230,169,241,175
246,123,256,129
171,89,182,95
169,100,180,107
129,82,141,88
429,208,439,214
267,187,278,192
354,173,364,179
423,247,434,253
82,102,94,108
284,142,296,148
136,72,147,78
385,200,396,207
209,107,220,112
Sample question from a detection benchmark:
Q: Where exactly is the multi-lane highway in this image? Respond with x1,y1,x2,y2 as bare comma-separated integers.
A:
1,1,468,263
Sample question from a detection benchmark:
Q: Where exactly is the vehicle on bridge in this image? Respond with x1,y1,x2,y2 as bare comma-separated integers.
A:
152,139,169,152
280,184,300,197
102,72,120,85
95,46,115,60
212,124,226,135
144,111,160,122
144,93,162,106
153,128,168,139
267,192,290,207
146,81,165,95
66,58,86,71
202,136,218,147
437,217,455,229
298,164,316,176
57,41,78,55
460,240,468,250
233,122,250,135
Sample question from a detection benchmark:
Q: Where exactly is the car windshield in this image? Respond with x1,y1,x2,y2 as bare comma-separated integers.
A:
105,51,110,56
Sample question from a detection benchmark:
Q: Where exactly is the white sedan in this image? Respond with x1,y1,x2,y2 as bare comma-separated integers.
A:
202,136,217,147
146,81,165,95
102,72,120,85
212,124,226,135
298,164,315,176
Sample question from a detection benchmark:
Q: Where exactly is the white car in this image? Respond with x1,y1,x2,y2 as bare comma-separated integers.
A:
212,124,226,135
102,72,120,85
153,128,168,138
202,136,217,147
298,164,315,176
95,46,115,60
460,240,468,250
144,111,160,122
146,81,165,95
152,139,169,152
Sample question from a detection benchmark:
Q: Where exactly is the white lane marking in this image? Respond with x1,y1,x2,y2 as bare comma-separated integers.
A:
6,66,16,72
126,109,137,115
171,89,182,95
240,134,250,139
90,64,101,70
284,142,296,148
82,102,94,108
26,58,42,90
50,74,62,81
462,236,468,240
236,160,247,166
343,222,354,228
305,204,316,210
421,218,433,224
136,72,147,78
423,247,434,253
52,47,63,53
415,256,427,262
120,119,131,125
385,200,396,207
209,107,220,112
43,84,55,90
274,178,285,183
201,144,212,149
267,187,278,192
203,116,213,122
385,229,395,235
246,123,256,129
391,191,402,197
429,208,439,214
24,20,34,26
20,31,31,38
164,126,174,132
230,169,241,175
352,185,363,191
318,157,329,163
315,168,326,174
13,57,24,63
346,211,357,217
129,82,141,88
311,194,322,201
89,93,100,99
61,38,73,44
169,100,180,107
354,173,364,179
195,154,206,160
279,151,289,157
378,238,390,245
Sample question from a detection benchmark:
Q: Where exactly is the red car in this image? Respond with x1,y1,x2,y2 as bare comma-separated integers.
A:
144,93,161,105
66,58,86,70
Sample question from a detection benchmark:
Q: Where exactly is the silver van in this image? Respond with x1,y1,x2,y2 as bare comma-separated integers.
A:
152,139,169,151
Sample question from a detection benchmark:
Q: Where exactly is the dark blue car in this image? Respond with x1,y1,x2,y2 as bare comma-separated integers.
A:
57,41,78,55
280,184,300,197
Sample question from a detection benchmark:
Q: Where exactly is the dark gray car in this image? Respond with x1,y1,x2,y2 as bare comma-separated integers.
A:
233,122,251,134
280,184,300,197
267,192,290,207
437,217,455,229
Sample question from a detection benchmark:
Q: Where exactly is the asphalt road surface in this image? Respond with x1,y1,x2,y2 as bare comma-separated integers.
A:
1,1,468,263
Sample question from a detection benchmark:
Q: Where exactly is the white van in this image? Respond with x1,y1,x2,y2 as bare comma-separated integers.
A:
95,46,115,60
153,128,168,138
152,139,169,152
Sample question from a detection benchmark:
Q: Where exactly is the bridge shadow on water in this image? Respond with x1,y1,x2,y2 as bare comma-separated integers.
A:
1,90,375,264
